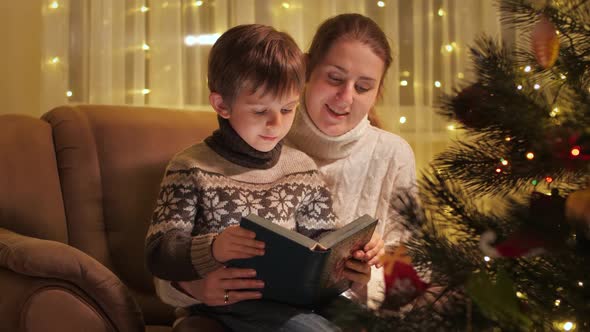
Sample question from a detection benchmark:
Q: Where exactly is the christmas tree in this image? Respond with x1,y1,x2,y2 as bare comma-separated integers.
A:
331,0,590,331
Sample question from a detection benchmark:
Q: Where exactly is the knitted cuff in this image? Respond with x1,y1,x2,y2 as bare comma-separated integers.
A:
190,233,223,276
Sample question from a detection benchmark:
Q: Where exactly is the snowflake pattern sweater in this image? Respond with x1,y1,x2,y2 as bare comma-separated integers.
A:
145,117,338,282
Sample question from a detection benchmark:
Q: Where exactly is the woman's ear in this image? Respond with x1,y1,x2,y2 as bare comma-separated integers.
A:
209,92,231,118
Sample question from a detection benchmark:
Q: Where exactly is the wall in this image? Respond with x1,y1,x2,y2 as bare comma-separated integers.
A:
0,0,42,117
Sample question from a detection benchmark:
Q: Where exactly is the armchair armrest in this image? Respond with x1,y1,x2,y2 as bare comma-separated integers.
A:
0,227,144,331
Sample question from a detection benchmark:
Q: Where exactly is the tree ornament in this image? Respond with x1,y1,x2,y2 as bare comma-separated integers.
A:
532,15,559,69
380,245,428,310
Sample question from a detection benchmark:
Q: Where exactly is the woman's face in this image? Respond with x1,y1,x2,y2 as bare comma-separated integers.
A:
305,39,384,137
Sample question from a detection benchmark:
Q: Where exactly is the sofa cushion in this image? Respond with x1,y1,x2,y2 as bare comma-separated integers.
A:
0,115,67,243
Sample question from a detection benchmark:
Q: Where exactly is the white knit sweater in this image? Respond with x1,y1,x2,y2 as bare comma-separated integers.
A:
156,106,417,308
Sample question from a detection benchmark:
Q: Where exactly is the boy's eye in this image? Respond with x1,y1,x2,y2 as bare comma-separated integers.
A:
281,108,294,114
254,109,267,115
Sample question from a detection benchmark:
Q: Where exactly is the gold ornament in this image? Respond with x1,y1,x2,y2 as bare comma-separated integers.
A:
532,15,559,69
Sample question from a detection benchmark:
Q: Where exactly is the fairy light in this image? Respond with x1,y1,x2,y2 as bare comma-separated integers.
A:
484,256,491,262
66,90,73,97
401,71,411,77
560,73,567,80
447,124,455,131
195,0,203,6
399,116,407,124
434,81,442,88
50,57,60,64
400,80,408,86
550,107,559,117
445,44,454,52
495,168,502,173
140,6,149,12
526,152,535,160
555,299,561,307
184,33,221,46
546,176,553,183
578,281,584,287
142,88,151,95
377,1,385,7
571,147,581,157
282,2,290,8
438,8,445,16
457,72,464,79
49,1,59,9
534,83,541,90
532,179,538,186
516,291,525,298
524,65,532,72
517,84,523,90
505,137,512,142
563,322,574,331
501,159,508,166
142,43,150,51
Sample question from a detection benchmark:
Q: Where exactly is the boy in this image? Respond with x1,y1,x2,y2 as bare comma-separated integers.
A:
145,24,341,331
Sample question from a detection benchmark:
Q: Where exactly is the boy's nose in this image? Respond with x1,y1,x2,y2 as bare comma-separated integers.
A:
266,112,281,127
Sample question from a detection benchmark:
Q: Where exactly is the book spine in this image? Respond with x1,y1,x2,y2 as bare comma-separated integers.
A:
300,250,329,306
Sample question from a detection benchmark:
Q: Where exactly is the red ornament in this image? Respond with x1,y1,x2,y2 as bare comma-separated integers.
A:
531,16,559,69
381,246,428,298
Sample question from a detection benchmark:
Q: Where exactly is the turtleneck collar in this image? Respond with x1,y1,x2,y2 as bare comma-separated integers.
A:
204,116,282,169
287,99,370,160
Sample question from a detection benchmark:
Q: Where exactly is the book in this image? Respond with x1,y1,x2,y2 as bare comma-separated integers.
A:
228,213,378,307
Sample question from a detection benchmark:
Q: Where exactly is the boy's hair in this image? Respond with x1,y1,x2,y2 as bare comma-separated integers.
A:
208,24,305,107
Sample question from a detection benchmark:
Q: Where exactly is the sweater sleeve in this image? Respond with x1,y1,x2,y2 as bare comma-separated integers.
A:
145,162,222,281
295,171,339,240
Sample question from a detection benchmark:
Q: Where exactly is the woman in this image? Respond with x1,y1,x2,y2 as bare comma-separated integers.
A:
161,13,416,329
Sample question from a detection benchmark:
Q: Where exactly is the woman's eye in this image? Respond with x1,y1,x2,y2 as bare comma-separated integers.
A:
328,75,343,83
356,85,371,93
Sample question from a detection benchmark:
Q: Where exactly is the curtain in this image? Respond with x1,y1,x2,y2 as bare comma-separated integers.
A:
41,0,505,172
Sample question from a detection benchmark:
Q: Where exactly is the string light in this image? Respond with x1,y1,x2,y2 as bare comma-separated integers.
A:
142,88,151,95
524,65,532,72
516,291,525,298
399,116,407,124
532,179,538,185
534,83,541,90
142,43,150,51
517,85,523,90
195,0,203,6
282,2,290,8
50,57,60,64
434,81,442,88
526,152,535,160
140,6,149,12
501,159,508,166
550,107,559,117
401,71,411,77
571,147,581,157
484,256,491,262
438,8,445,16
49,1,59,9
377,1,385,7
555,299,561,307
546,176,553,183
447,124,455,131
505,137,512,142
66,91,73,97
495,168,502,173
444,44,454,52
184,33,221,46
560,73,567,80
457,72,464,79
563,322,574,331
400,80,408,86
578,281,584,287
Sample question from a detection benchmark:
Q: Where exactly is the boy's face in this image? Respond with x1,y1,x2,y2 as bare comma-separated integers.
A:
216,86,300,152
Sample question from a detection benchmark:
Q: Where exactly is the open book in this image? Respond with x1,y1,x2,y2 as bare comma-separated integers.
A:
228,214,378,307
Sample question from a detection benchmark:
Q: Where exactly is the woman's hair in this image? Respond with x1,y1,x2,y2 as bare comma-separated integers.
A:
307,14,392,128
306,13,392,87
208,24,305,107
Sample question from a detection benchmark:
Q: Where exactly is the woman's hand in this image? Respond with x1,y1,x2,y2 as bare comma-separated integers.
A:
212,225,265,263
177,266,264,306
352,232,385,267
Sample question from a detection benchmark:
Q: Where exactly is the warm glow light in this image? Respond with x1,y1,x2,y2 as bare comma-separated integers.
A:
526,152,535,160
140,6,149,12
438,8,445,16
457,72,464,79
399,116,407,124
400,80,408,86
555,299,561,306
49,1,59,9
571,147,581,157
195,0,203,6
142,43,150,51
517,85,523,90
534,83,541,90
445,44,453,52
51,57,60,64
501,159,508,166
142,88,151,95
434,81,442,88
524,65,532,72
66,90,73,97
560,73,567,80
516,291,525,298
401,71,411,77
484,256,491,262
282,2,290,8
377,1,385,7
578,281,584,287
563,322,574,331
185,33,221,46
505,137,511,141
495,168,502,173
546,176,553,183
447,124,455,131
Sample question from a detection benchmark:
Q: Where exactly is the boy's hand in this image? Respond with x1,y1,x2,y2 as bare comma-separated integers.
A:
343,258,371,292
352,232,385,267
212,225,265,263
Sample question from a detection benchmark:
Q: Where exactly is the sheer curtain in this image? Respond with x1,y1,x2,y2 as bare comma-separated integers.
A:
41,0,503,172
